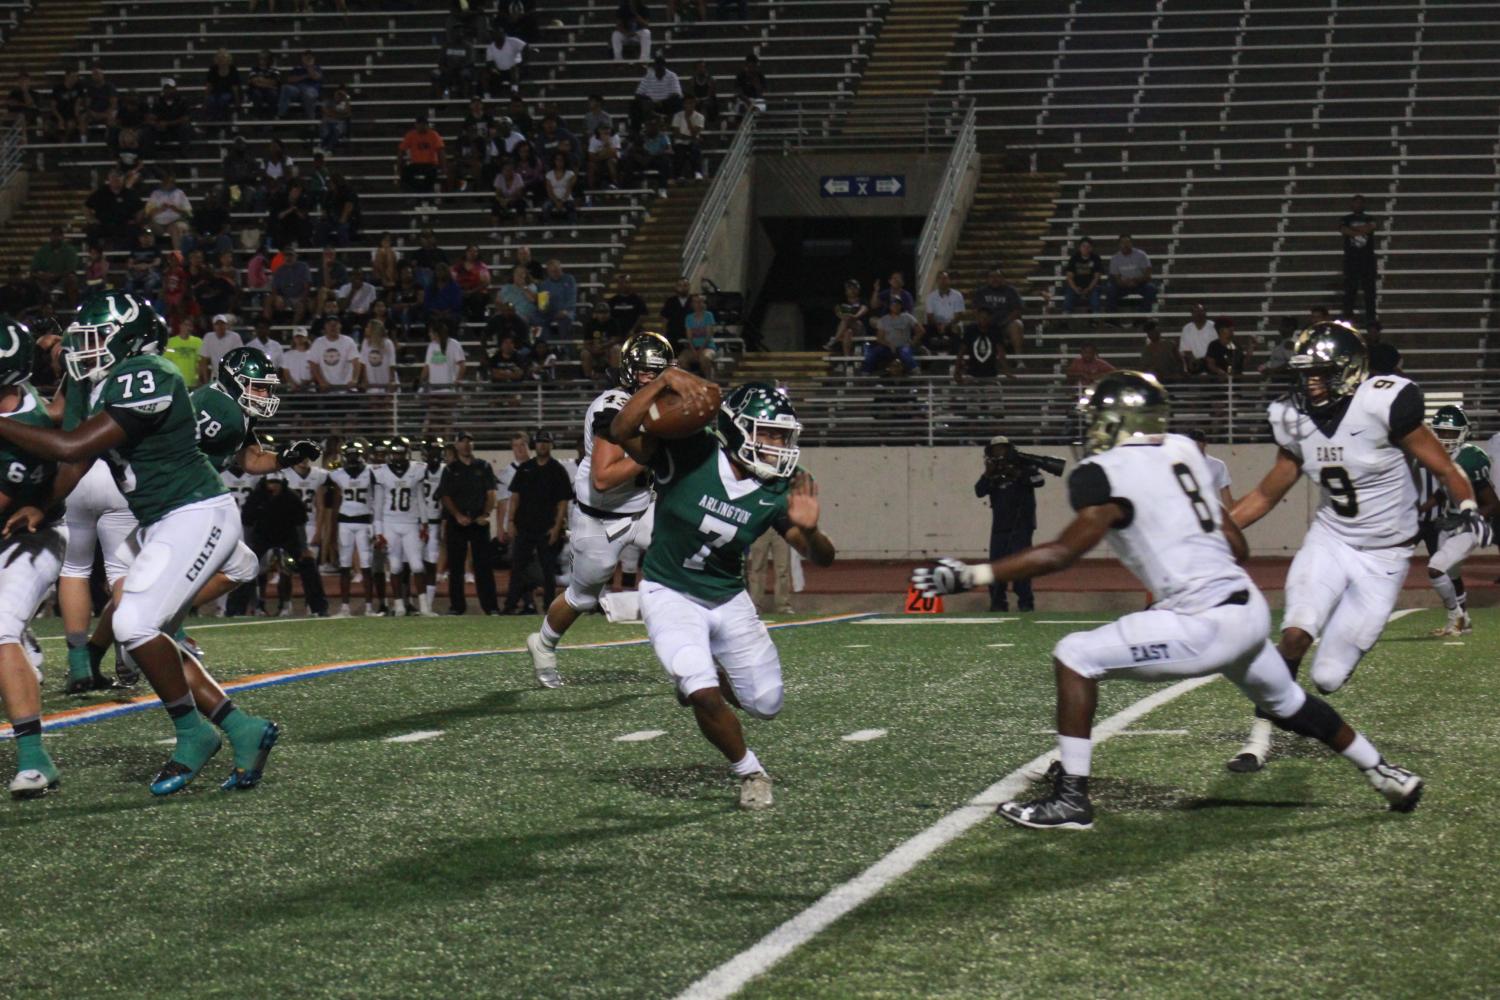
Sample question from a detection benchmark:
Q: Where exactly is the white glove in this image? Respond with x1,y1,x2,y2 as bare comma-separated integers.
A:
911,557,993,597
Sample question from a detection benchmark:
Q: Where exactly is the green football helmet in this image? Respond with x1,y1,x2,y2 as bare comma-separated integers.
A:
1079,370,1170,455
1288,320,1368,415
217,346,281,419
717,381,801,480
618,331,675,390
386,435,413,475
0,315,36,387
1429,404,1470,455
64,292,161,383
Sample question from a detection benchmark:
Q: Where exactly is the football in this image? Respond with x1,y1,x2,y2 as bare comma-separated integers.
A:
644,382,723,438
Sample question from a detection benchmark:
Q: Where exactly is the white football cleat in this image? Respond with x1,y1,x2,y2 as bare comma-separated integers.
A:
1364,760,1424,812
417,593,438,617
1227,717,1274,773
739,771,774,811
336,603,351,618
392,598,407,617
1430,612,1472,637
526,633,563,689
363,604,382,618
277,605,294,618
9,769,58,800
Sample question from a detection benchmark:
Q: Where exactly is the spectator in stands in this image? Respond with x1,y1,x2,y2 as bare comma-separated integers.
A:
161,319,202,386
268,179,314,249
358,320,396,392
247,50,281,120
159,255,190,330
84,170,142,251
1061,237,1104,316
281,327,315,390
335,267,378,335
625,116,673,188
320,173,361,247
1339,194,1378,328
425,264,464,330
1204,318,1248,379
613,1,653,62
198,314,245,384
535,114,576,170
634,54,683,133
870,271,914,315
1259,316,1297,375
246,319,283,371
407,227,450,291
688,60,720,126
278,50,323,121
511,140,546,203
969,268,1024,357
432,22,479,100
51,69,86,144
540,152,579,223
370,233,399,288
319,85,353,152
660,276,693,343
454,246,493,321
826,279,868,359
83,244,109,292
261,138,297,200
490,157,529,221
422,321,468,435
864,297,920,376
30,227,79,307
312,245,349,294
667,0,707,19
83,62,117,139
124,230,163,299
204,49,242,126
484,294,531,354
1178,301,1215,375
110,122,148,186
506,94,535,141
147,79,193,155
1138,319,1181,379
192,259,238,321
681,294,719,380
953,311,1012,382
1065,342,1115,384
141,173,190,251
587,123,623,190
582,94,613,141
6,71,43,140
732,53,768,123
398,114,447,193
499,265,541,329
513,245,545,283
267,245,312,324
184,187,232,258
1106,234,1157,317
488,334,534,383
496,0,539,42
923,270,966,355
389,263,424,336
485,25,527,96
221,136,263,211
608,274,649,340
313,317,361,392
0,266,42,317
670,95,706,181
538,259,578,343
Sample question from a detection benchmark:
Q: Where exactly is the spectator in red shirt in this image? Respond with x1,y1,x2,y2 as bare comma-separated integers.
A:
453,244,493,321
397,114,446,192
1065,342,1116,385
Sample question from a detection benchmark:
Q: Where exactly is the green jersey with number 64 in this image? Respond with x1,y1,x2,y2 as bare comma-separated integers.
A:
90,354,225,525
0,383,60,517
190,383,254,472
644,431,791,603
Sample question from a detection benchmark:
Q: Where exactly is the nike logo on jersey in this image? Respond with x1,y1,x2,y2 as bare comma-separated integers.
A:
1349,429,1364,436
757,499,777,507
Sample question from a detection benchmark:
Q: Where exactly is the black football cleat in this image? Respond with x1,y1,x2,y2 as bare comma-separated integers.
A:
997,770,1095,831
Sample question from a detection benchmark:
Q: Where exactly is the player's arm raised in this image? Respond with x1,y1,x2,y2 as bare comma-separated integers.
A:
1230,447,1301,529
780,472,835,567
914,502,1122,596
238,438,320,476
606,365,714,463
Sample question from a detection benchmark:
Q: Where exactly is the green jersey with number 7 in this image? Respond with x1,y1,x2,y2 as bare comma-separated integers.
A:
643,429,793,603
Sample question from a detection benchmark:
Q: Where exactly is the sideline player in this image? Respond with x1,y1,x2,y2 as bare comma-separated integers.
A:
0,294,279,795
284,450,332,615
417,436,446,614
1226,321,1477,771
329,439,378,616
608,372,836,810
0,317,66,797
913,371,1424,830
1422,405,1496,636
527,332,672,687
373,436,434,616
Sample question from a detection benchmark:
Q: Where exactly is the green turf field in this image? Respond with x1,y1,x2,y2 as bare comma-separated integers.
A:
5,608,1494,999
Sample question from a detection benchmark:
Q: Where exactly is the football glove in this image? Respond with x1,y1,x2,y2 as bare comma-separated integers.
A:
277,439,322,468
912,558,979,598
1455,502,1494,547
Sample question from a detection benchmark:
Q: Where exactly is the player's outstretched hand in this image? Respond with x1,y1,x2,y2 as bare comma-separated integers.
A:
278,439,321,467
911,557,975,597
1457,507,1494,547
3,505,45,537
787,471,819,531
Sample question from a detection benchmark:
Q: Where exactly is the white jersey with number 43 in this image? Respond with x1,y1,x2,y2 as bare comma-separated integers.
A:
576,387,652,515
1067,434,1251,614
1268,374,1423,549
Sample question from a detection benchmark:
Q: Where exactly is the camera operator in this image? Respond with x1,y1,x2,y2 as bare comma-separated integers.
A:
974,435,1063,612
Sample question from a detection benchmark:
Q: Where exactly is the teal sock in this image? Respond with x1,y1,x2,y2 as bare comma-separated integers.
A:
66,645,92,682
15,730,56,779
168,701,220,767
173,626,190,643
216,707,270,769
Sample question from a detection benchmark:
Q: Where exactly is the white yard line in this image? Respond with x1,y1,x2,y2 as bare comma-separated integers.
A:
34,616,343,642
1031,619,1112,625
1387,608,1423,622
675,674,1220,1000
986,643,1015,649
843,644,871,649
383,730,444,744
614,730,667,743
852,618,1018,626
840,729,888,743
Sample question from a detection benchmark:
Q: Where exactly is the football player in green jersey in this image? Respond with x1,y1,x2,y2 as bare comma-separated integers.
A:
0,316,67,798
608,370,835,810
1425,405,1498,636
0,294,287,795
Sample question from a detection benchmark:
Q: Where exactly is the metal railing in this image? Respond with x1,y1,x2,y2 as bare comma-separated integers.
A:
681,108,757,280
752,97,972,154
230,376,1500,452
915,102,977,298
0,120,25,194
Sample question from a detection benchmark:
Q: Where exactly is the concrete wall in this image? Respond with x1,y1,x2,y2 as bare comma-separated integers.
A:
688,165,755,294
479,444,1318,560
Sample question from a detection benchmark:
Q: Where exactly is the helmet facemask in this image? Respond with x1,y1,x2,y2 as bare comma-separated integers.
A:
729,409,801,480
64,321,122,384
233,368,281,418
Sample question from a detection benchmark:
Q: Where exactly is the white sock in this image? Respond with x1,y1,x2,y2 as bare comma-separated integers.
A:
1057,735,1092,777
425,584,437,603
1430,572,1459,612
539,619,562,650
730,749,763,777
1342,732,1380,770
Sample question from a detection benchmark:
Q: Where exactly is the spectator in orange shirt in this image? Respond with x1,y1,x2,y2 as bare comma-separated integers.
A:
397,113,447,192
1065,341,1116,385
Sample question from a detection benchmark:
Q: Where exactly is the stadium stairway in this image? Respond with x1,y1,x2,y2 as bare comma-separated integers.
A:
0,1,105,82
849,0,967,106
944,167,1063,293
615,180,708,320
0,172,87,272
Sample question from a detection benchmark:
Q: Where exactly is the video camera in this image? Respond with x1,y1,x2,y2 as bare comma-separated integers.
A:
984,437,1066,483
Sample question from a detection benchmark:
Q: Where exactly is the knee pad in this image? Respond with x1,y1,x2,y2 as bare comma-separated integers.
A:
563,581,600,614
0,611,24,648
668,647,716,699
1427,568,1444,580
112,598,163,652
1270,694,1343,743
743,685,783,721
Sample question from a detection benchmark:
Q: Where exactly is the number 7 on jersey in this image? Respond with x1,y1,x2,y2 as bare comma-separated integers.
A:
682,513,739,570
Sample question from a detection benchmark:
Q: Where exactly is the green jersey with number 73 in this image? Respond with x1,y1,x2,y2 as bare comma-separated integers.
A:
643,430,792,603
1267,372,1424,549
90,353,226,525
